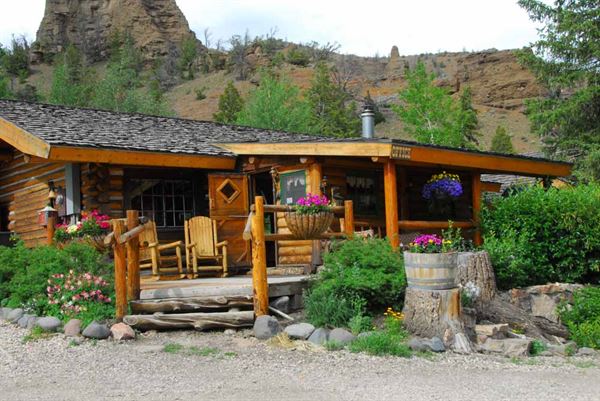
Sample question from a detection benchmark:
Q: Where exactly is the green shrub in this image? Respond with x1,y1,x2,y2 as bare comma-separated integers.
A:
286,47,310,66
530,339,547,356
349,317,411,357
559,286,600,349
195,87,207,101
348,313,373,335
481,185,600,289
304,238,406,327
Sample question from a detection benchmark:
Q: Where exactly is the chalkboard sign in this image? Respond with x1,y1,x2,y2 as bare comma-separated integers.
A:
279,170,307,205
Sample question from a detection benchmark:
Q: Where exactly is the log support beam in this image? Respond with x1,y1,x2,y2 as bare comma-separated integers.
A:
112,219,127,321
126,210,140,301
472,172,482,246
384,159,399,249
251,196,269,316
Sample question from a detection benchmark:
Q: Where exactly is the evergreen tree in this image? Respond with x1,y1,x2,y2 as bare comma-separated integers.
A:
307,63,359,137
178,37,198,80
457,86,480,145
237,71,315,133
213,81,243,124
490,126,515,154
0,73,13,99
49,45,94,107
517,0,599,178
392,62,473,148
2,36,30,81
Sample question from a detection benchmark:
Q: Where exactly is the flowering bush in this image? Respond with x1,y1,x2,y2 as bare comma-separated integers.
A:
408,234,454,253
46,269,114,326
422,172,463,200
54,210,111,243
459,281,481,307
295,193,332,215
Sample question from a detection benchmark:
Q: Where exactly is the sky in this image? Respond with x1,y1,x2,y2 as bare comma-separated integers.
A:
0,0,543,56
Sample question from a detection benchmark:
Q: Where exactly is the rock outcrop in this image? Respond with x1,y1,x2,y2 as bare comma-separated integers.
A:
34,0,197,62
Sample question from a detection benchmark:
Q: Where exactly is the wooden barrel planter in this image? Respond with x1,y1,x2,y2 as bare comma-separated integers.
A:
284,211,334,239
403,252,458,290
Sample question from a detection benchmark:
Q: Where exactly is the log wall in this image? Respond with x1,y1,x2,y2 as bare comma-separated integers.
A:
81,163,124,218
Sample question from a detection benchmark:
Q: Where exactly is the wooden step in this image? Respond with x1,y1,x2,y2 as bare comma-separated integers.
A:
123,311,254,331
130,295,253,314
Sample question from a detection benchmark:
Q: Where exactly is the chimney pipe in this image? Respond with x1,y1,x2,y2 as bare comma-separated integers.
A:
361,104,375,139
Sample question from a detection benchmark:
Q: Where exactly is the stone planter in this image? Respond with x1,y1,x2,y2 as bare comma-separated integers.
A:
284,211,334,239
403,252,458,290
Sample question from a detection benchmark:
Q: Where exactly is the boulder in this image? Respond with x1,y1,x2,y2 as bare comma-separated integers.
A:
284,323,315,340
452,333,473,354
308,328,330,345
17,314,35,329
82,321,110,339
36,316,62,332
63,319,82,337
408,338,428,352
224,329,236,336
269,296,290,314
547,342,578,357
110,323,135,341
329,328,355,345
427,337,446,353
577,347,597,357
0,307,12,320
253,315,281,340
26,317,39,330
475,324,509,339
479,338,532,357
7,308,24,324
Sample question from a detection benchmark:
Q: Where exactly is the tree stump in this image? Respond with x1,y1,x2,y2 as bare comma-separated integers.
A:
402,287,465,341
456,251,496,302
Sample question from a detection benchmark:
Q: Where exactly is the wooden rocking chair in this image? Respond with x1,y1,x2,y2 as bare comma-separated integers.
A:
184,216,228,278
138,220,185,279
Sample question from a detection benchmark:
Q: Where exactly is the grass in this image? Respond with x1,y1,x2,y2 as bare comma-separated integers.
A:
163,343,228,358
163,343,185,354
324,340,345,351
188,346,219,357
22,326,53,343
571,360,596,369
349,331,412,357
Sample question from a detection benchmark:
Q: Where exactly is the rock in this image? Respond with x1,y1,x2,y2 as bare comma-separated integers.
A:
479,338,531,357
531,294,560,323
547,342,578,357
26,317,39,330
0,307,12,320
253,315,281,340
452,333,473,354
63,319,82,337
577,347,597,357
269,296,290,314
110,323,135,341
17,314,35,329
475,324,509,339
408,338,428,352
308,328,330,345
427,337,446,352
224,329,236,336
329,328,355,345
284,323,315,340
7,308,24,323
36,316,62,332
82,321,111,339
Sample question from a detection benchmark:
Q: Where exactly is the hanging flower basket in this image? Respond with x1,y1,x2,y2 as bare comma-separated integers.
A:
284,193,334,239
54,210,111,253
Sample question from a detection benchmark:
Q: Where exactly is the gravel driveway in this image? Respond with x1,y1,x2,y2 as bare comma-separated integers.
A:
1,321,599,401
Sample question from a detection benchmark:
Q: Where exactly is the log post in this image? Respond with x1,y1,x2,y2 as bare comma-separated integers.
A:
112,219,127,321
344,200,354,238
471,172,482,246
384,159,399,249
309,162,323,266
46,215,56,245
251,196,269,316
126,210,140,301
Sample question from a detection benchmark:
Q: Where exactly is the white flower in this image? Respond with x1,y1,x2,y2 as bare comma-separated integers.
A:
66,224,79,234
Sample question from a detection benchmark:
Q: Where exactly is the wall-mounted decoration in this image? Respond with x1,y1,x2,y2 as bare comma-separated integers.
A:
279,170,307,205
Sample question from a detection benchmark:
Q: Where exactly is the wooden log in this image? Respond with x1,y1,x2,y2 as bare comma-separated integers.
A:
129,295,253,314
123,311,255,331
402,287,465,341
398,220,474,230
112,219,127,321
252,196,269,316
265,232,345,241
252,204,345,214
472,172,482,246
46,214,56,246
118,223,145,244
384,159,399,248
456,251,497,303
278,246,313,256
126,210,140,301
344,200,354,238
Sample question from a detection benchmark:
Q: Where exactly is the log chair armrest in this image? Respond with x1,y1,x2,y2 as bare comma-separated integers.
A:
186,242,196,250
215,240,229,248
157,241,183,251
146,242,159,248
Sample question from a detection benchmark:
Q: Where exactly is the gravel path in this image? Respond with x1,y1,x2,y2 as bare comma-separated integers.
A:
1,321,599,401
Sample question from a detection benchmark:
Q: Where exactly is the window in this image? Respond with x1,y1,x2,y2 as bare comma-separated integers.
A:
346,172,379,216
129,180,195,227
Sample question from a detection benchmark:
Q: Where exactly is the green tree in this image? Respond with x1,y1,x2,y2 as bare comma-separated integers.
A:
392,62,473,148
517,0,600,178
213,81,244,124
490,126,515,154
49,45,94,107
307,63,359,137
0,71,13,99
178,37,198,80
457,86,480,144
237,71,315,133
2,36,30,81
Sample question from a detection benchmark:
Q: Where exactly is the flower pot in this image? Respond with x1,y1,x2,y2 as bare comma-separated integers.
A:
284,211,334,239
403,251,458,290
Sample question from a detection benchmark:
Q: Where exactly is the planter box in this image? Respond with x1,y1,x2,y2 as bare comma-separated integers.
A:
403,251,458,290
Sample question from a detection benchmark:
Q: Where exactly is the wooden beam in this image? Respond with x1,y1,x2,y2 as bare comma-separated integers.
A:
344,200,354,238
398,220,474,230
46,214,56,246
47,146,236,170
384,159,400,249
251,196,269,316
309,161,323,266
0,117,51,158
126,210,141,301
217,142,392,157
472,172,482,246
112,219,127,321
481,181,502,193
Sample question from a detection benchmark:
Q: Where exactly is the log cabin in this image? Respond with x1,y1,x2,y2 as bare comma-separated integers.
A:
0,99,572,272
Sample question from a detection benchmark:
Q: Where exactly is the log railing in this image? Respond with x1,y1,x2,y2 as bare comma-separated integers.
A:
247,198,354,316
104,210,145,321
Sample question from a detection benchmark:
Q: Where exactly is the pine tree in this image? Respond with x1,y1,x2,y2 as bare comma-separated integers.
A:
178,37,198,80
457,86,480,145
307,63,359,137
490,126,515,154
49,45,94,107
213,81,243,124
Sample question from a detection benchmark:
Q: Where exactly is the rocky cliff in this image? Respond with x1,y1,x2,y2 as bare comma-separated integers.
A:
34,0,196,62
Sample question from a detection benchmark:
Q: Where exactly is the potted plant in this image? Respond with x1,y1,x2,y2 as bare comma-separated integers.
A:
54,210,112,252
403,234,458,290
422,172,463,219
284,193,334,239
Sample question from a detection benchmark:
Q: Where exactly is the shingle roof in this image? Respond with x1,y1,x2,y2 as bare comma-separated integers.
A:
0,100,325,157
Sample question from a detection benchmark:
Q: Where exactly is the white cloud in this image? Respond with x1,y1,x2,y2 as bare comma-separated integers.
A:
0,0,541,56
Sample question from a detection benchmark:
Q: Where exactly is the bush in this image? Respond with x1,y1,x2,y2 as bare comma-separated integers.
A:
559,286,600,349
481,185,600,289
286,47,311,66
348,317,411,357
304,238,406,327
0,241,113,317
195,87,207,101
